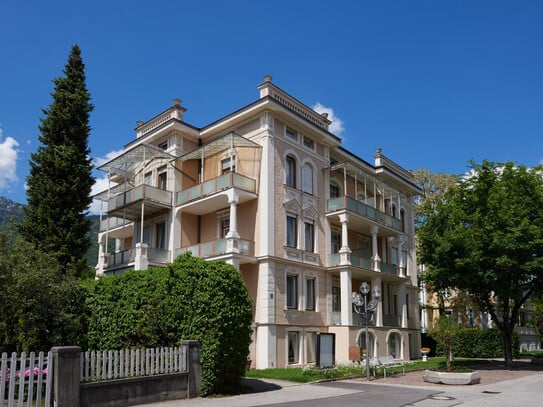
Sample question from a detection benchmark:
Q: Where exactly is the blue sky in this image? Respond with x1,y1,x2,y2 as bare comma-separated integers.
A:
1,0,542,210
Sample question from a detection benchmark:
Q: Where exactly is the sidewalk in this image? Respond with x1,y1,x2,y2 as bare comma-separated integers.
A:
138,361,543,407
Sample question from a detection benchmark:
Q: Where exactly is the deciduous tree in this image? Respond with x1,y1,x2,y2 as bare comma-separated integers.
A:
418,160,543,366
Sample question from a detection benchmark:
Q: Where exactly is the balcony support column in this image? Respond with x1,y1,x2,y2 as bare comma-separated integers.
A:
371,225,381,272
371,276,383,327
340,269,353,326
398,234,407,277
399,282,408,328
226,191,240,239
135,243,149,270
338,213,351,265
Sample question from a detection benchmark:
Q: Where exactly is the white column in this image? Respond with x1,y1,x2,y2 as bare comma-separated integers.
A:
399,282,407,328
226,191,240,239
340,269,353,325
371,225,381,271
372,276,383,327
338,213,351,265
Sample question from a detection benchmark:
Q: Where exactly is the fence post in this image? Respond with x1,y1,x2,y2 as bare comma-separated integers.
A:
183,340,201,397
51,346,81,407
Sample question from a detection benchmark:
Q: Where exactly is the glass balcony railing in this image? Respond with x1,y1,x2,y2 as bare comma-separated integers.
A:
99,216,132,232
107,185,172,211
327,196,402,231
176,238,254,259
329,253,373,269
176,173,256,206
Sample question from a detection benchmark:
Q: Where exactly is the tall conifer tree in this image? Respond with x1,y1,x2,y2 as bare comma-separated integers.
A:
22,45,94,277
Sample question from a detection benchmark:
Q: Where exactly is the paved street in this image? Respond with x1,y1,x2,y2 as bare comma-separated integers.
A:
139,370,543,407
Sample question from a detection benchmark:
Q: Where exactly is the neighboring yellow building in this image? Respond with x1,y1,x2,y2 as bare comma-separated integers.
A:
94,76,423,368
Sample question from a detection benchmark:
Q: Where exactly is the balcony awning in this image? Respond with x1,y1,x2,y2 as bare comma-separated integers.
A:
330,161,405,200
96,143,175,178
173,132,260,163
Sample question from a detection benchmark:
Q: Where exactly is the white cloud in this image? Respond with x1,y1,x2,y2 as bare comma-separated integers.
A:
0,128,20,192
312,102,345,136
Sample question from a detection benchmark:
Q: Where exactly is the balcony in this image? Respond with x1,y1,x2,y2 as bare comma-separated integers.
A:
107,184,172,219
176,238,254,259
176,172,256,213
99,216,132,232
329,254,398,276
327,196,402,233
104,247,170,270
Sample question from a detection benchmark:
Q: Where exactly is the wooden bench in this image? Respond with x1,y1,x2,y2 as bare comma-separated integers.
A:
374,355,405,378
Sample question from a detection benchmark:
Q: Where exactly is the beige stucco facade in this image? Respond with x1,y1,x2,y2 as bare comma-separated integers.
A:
94,76,423,368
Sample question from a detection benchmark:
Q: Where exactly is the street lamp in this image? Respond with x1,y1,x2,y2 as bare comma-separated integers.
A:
352,282,381,381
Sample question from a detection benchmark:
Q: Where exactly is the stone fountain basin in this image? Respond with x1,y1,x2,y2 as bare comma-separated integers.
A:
423,369,481,385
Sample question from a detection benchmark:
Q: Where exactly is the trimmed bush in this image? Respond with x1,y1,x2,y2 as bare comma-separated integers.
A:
85,253,253,396
430,328,520,359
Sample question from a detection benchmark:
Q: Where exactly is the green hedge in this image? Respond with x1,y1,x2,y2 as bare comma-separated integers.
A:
431,328,519,358
85,253,253,396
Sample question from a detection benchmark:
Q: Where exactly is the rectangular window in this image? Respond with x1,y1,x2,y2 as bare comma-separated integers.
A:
286,215,297,247
303,136,314,150
286,274,298,309
221,216,230,238
286,127,298,141
221,155,236,174
287,332,299,364
332,286,341,312
158,166,167,190
305,278,315,310
331,229,341,254
144,171,152,186
302,164,313,194
304,221,314,252
156,222,166,250
330,184,339,199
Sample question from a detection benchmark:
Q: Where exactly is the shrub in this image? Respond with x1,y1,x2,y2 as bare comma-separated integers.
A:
85,253,253,396
452,328,520,359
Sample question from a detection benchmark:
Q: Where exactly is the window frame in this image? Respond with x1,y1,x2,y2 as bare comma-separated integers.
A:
286,274,298,309
285,155,296,188
304,220,315,252
305,278,316,311
286,214,298,248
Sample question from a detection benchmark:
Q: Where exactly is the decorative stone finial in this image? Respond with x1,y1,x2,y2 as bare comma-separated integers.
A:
173,98,181,106
263,74,272,83
136,120,144,127
321,112,329,119
376,147,382,155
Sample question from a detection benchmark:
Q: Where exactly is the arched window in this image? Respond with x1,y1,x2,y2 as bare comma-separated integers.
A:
302,163,313,194
285,155,296,188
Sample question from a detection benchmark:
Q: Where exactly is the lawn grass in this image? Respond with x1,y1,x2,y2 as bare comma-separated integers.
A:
244,357,489,383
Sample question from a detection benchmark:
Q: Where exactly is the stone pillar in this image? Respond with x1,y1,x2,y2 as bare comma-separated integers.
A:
183,340,201,398
371,225,381,272
135,243,149,270
340,269,353,325
371,276,383,327
226,192,240,239
338,213,351,265
51,346,81,407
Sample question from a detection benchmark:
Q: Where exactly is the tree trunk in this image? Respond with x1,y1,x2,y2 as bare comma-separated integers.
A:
502,328,514,367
